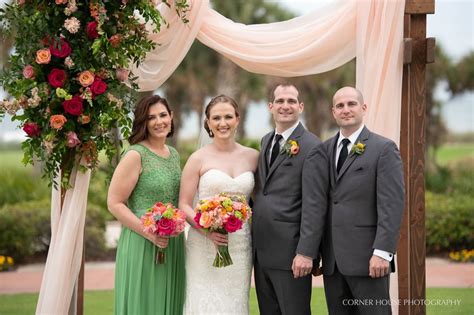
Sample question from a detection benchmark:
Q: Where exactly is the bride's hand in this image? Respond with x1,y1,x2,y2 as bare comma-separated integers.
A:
206,231,228,246
145,232,169,248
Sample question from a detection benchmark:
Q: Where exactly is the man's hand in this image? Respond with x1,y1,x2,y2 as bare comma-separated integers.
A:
369,255,390,278
292,254,313,278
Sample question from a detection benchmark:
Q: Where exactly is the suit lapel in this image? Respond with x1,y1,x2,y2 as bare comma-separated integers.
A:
266,123,304,182
336,127,370,182
328,133,338,188
260,132,274,179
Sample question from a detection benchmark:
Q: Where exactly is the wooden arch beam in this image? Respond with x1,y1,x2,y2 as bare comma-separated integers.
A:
398,0,435,314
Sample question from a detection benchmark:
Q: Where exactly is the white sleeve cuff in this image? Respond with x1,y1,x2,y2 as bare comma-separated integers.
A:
373,249,393,261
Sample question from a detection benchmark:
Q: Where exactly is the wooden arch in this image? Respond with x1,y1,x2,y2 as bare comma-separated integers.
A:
398,0,435,314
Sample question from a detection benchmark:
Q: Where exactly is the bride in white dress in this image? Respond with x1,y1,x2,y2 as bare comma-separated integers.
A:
179,95,259,314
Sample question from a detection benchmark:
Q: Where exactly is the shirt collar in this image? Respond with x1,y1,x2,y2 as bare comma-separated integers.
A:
275,121,300,142
337,124,365,147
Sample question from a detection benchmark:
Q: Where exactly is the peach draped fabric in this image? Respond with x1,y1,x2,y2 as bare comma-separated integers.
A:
36,168,91,315
134,0,405,143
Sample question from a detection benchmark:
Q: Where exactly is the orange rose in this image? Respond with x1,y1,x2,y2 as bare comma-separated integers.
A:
36,48,51,64
199,212,213,228
50,114,67,130
78,70,95,87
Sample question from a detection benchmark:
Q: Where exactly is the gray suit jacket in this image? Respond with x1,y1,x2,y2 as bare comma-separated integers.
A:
321,126,404,276
253,123,321,270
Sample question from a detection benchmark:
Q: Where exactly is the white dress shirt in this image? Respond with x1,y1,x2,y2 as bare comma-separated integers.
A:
268,121,300,164
336,124,393,262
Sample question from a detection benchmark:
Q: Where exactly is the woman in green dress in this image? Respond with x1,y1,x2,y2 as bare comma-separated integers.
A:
108,95,185,315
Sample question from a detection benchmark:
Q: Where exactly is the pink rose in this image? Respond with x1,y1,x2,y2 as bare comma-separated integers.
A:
175,219,185,234
65,131,81,148
90,78,107,95
63,95,83,116
47,68,67,88
23,65,35,79
194,213,202,228
86,21,99,40
157,218,176,236
50,38,72,58
23,122,41,137
224,215,242,233
116,68,129,82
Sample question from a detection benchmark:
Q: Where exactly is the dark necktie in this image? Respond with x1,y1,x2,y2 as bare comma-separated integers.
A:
337,138,350,174
269,134,283,167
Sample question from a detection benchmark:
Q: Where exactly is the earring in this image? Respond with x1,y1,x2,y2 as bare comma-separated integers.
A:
209,130,214,137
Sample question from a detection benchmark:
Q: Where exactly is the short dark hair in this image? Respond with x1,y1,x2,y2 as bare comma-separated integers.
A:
269,82,299,102
204,94,239,138
128,95,174,145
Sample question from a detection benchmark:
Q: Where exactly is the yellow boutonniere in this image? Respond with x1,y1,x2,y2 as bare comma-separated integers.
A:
281,140,300,157
351,142,366,155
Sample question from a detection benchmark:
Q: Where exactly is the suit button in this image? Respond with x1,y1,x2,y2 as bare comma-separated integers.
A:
334,201,338,204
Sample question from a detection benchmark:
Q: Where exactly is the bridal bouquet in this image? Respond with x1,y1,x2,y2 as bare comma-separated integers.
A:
141,202,186,264
194,193,252,268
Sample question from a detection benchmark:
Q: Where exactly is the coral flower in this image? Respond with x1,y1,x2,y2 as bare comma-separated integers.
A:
50,115,67,130
35,48,51,64
78,70,95,87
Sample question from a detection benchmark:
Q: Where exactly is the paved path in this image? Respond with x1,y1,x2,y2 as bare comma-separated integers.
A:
0,258,472,295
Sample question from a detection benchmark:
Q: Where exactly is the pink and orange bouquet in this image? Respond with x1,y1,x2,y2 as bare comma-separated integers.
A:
194,193,252,267
141,202,186,264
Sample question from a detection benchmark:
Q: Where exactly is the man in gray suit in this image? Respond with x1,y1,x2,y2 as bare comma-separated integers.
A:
253,83,326,315
320,87,404,314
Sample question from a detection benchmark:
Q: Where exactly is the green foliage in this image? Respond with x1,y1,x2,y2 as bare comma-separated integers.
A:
426,165,452,193
426,157,474,195
426,191,473,254
0,0,172,189
0,199,51,263
0,199,109,263
0,167,50,207
239,138,261,150
426,159,474,254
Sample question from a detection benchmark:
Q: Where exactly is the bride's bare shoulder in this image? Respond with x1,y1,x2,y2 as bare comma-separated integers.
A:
238,144,259,158
186,145,212,163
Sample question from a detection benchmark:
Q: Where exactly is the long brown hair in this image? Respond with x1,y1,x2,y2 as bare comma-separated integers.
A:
128,95,174,145
204,94,240,138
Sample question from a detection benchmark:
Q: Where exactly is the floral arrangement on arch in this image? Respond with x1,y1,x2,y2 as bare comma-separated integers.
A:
0,0,188,188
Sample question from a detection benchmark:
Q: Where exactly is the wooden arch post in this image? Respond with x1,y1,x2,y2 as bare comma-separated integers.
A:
398,0,435,314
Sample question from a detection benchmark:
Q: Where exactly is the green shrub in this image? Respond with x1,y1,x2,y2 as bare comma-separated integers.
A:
0,199,51,263
0,199,109,263
238,138,261,150
0,168,50,207
426,191,474,254
426,165,452,193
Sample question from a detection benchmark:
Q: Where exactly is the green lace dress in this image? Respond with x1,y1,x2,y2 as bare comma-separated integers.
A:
115,144,185,315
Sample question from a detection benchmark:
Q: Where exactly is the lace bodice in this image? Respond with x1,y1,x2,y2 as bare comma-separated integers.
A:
127,144,181,217
184,169,254,315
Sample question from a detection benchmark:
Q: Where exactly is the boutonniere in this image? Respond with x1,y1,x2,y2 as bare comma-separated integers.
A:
281,140,300,157
351,141,366,155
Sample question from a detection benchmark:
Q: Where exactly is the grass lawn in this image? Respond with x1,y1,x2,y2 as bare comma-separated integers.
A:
0,288,472,314
435,143,474,166
0,150,27,171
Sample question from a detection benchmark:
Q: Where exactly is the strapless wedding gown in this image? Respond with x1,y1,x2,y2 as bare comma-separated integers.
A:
184,169,254,315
